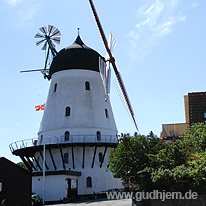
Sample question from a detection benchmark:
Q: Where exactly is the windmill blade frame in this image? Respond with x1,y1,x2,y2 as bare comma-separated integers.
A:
88,0,139,132
35,33,44,38
39,26,47,34
23,25,61,80
48,25,56,35
52,37,61,44
41,41,47,50
36,39,46,46
51,29,61,37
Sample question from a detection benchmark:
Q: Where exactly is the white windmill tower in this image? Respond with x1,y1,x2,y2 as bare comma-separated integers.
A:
33,31,123,202
9,1,139,203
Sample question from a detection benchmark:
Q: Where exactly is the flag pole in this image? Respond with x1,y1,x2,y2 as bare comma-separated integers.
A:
43,138,45,204
42,105,45,204
35,104,46,203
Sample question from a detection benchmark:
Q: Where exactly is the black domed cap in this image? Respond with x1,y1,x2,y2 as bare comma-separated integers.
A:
49,35,104,77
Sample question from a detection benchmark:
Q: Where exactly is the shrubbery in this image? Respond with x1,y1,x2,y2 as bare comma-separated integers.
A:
108,123,206,194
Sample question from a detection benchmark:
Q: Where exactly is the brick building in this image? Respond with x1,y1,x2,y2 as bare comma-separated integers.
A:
162,91,206,140
187,92,206,125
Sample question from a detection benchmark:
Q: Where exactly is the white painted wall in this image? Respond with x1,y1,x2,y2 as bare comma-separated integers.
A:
38,69,117,141
33,174,78,202
33,146,123,197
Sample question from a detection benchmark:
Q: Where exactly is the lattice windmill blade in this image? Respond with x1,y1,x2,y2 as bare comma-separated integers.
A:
48,25,56,35
106,33,116,67
41,41,47,50
88,0,139,132
39,26,47,34
105,32,115,100
34,33,44,38
51,28,61,37
52,37,61,44
36,39,46,46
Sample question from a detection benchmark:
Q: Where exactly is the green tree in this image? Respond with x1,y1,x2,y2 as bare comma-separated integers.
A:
108,135,164,190
183,122,206,152
17,161,29,171
108,123,206,193
149,141,188,170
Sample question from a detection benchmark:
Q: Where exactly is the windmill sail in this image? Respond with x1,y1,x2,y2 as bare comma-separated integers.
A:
105,32,115,100
99,57,107,92
88,0,139,132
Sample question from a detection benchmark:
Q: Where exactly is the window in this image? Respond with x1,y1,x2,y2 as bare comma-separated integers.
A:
65,107,70,116
99,152,103,163
96,131,101,141
105,109,108,118
64,153,69,164
86,176,92,187
85,81,90,90
65,131,70,141
54,83,57,92
40,135,43,144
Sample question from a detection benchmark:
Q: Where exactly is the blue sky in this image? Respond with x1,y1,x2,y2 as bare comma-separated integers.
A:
0,0,205,162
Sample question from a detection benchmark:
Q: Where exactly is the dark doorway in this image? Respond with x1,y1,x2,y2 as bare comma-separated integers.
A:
66,178,78,199
67,178,71,198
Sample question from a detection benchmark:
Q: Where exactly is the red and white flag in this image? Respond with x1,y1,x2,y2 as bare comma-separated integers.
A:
35,104,44,111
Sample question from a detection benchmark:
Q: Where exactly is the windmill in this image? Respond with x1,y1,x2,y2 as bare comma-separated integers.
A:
88,0,139,133
21,25,61,80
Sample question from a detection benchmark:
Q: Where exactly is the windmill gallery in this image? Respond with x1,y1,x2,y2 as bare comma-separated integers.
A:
9,0,138,203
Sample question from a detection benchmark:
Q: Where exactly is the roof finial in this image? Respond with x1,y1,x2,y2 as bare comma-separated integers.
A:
77,28,80,36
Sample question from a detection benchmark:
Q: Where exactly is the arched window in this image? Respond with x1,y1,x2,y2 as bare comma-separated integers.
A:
65,107,70,116
54,83,57,92
65,131,70,141
86,176,92,187
64,153,69,164
99,152,103,163
40,135,43,144
85,81,90,90
96,131,101,141
105,109,108,118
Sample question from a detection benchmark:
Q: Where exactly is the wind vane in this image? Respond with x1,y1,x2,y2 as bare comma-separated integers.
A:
20,25,61,80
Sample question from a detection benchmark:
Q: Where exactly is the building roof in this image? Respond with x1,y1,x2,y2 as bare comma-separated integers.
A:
0,157,31,175
49,35,104,77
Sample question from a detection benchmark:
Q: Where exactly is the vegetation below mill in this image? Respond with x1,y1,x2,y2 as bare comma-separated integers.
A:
107,123,206,194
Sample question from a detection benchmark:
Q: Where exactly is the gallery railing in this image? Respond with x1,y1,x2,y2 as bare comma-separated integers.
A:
9,135,118,153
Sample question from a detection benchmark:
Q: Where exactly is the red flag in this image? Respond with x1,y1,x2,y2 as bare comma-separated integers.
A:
35,104,44,111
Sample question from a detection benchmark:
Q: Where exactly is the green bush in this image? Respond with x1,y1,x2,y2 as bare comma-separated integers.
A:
108,123,206,193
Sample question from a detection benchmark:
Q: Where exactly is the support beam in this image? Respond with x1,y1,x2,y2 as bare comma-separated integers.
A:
71,145,75,169
59,146,65,170
48,148,57,170
82,145,85,169
25,155,37,171
91,145,97,168
33,156,42,171
39,150,49,170
100,146,108,168
19,155,32,172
